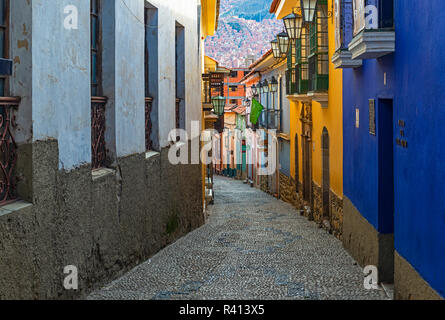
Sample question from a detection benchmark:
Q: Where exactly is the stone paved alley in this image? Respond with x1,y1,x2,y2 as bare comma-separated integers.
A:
88,176,388,300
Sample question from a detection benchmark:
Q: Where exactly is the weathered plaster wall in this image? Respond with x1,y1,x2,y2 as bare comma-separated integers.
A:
0,140,203,299
32,0,91,170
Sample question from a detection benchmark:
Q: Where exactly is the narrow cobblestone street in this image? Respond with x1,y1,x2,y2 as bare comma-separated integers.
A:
88,176,387,300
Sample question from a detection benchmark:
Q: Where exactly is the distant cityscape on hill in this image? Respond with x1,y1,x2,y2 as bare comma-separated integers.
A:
205,0,283,69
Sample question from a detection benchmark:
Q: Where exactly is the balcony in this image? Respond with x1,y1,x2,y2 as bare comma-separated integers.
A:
0,97,20,205
348,0,395,60
201,73,213,112
332,49,363,69
308,55,328,108
286,66,309,97
348,30,395,60
91,96,107,170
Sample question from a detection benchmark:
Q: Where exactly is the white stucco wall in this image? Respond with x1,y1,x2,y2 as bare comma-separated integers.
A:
11,0,201,170
32,0,91,170
148,0,201,147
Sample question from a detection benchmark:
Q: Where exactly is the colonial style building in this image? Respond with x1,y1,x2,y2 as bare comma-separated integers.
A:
0,0,218,299
270,0,344,238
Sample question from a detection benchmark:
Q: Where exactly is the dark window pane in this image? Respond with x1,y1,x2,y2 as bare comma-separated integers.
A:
0,78,5,96
0,29,5,58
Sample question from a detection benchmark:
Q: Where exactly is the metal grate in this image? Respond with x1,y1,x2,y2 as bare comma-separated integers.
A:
91,96,107,169
0,97,20,205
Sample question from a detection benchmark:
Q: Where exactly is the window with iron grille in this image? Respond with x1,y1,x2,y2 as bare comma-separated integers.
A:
90,0,107,169
0,0,9,96
296,26,309,94
308,1,329,92
286,39,296,95
0,0,21,205
91,0,102,97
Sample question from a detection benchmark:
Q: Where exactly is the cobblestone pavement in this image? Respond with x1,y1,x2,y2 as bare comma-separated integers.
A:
88,176,387,300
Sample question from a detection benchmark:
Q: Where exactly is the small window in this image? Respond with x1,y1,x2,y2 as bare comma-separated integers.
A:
230,85,237,92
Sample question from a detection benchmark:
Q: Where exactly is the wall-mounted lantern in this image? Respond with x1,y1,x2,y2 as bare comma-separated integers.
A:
277,31,290,57
262,80,269,94
301,0,318,23
269,76,278,93
212,96,226,116
283,13,303,40
271,39,281,59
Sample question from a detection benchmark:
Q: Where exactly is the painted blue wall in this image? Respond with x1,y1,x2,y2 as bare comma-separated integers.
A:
343,55,394,233
393,0,445,298
344,0,445,297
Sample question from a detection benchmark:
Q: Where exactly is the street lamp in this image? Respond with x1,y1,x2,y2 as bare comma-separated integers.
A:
212,96,226,116
283,12,303,40
301,0,318,23
270,39,280,58
277,31,290,57
269,76,278,93
262,80,269,94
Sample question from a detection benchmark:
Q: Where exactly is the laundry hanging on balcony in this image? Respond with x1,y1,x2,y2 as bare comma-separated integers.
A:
250,98,264,125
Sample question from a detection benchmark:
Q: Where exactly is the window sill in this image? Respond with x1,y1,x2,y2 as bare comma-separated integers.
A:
145,151,160,159
92,168,116,181
0,200,33,217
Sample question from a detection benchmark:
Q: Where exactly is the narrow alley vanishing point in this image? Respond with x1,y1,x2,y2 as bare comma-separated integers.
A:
89,177,387,300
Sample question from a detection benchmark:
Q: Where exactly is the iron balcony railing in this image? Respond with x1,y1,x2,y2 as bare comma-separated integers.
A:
286,65,309,95
308,55,329,92
202,73,211,104
91,96,107,170
145,97,153,151
0,97,20,205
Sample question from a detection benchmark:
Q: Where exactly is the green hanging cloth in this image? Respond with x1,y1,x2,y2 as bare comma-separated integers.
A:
250,98,264,125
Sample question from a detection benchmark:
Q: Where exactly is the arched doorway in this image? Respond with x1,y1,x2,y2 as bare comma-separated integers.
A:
321,127,330,219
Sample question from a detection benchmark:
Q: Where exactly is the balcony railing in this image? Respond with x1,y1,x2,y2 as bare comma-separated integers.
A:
308,55,328,92
0,97,20,205
91,96,107,170
287,66,309,95
202,74,211,104
145,97,153,151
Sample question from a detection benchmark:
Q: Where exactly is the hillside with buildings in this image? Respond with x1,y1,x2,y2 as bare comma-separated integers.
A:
205,0,282,68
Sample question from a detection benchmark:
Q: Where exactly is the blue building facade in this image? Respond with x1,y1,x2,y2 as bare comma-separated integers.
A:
339,0,444,299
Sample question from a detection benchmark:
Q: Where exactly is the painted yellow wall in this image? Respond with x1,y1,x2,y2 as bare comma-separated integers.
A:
310,0,343,196
201,0,218,38
288,0,343,198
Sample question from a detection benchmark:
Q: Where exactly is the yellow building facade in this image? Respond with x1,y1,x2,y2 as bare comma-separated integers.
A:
200,0,221,209
273,0,343,238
